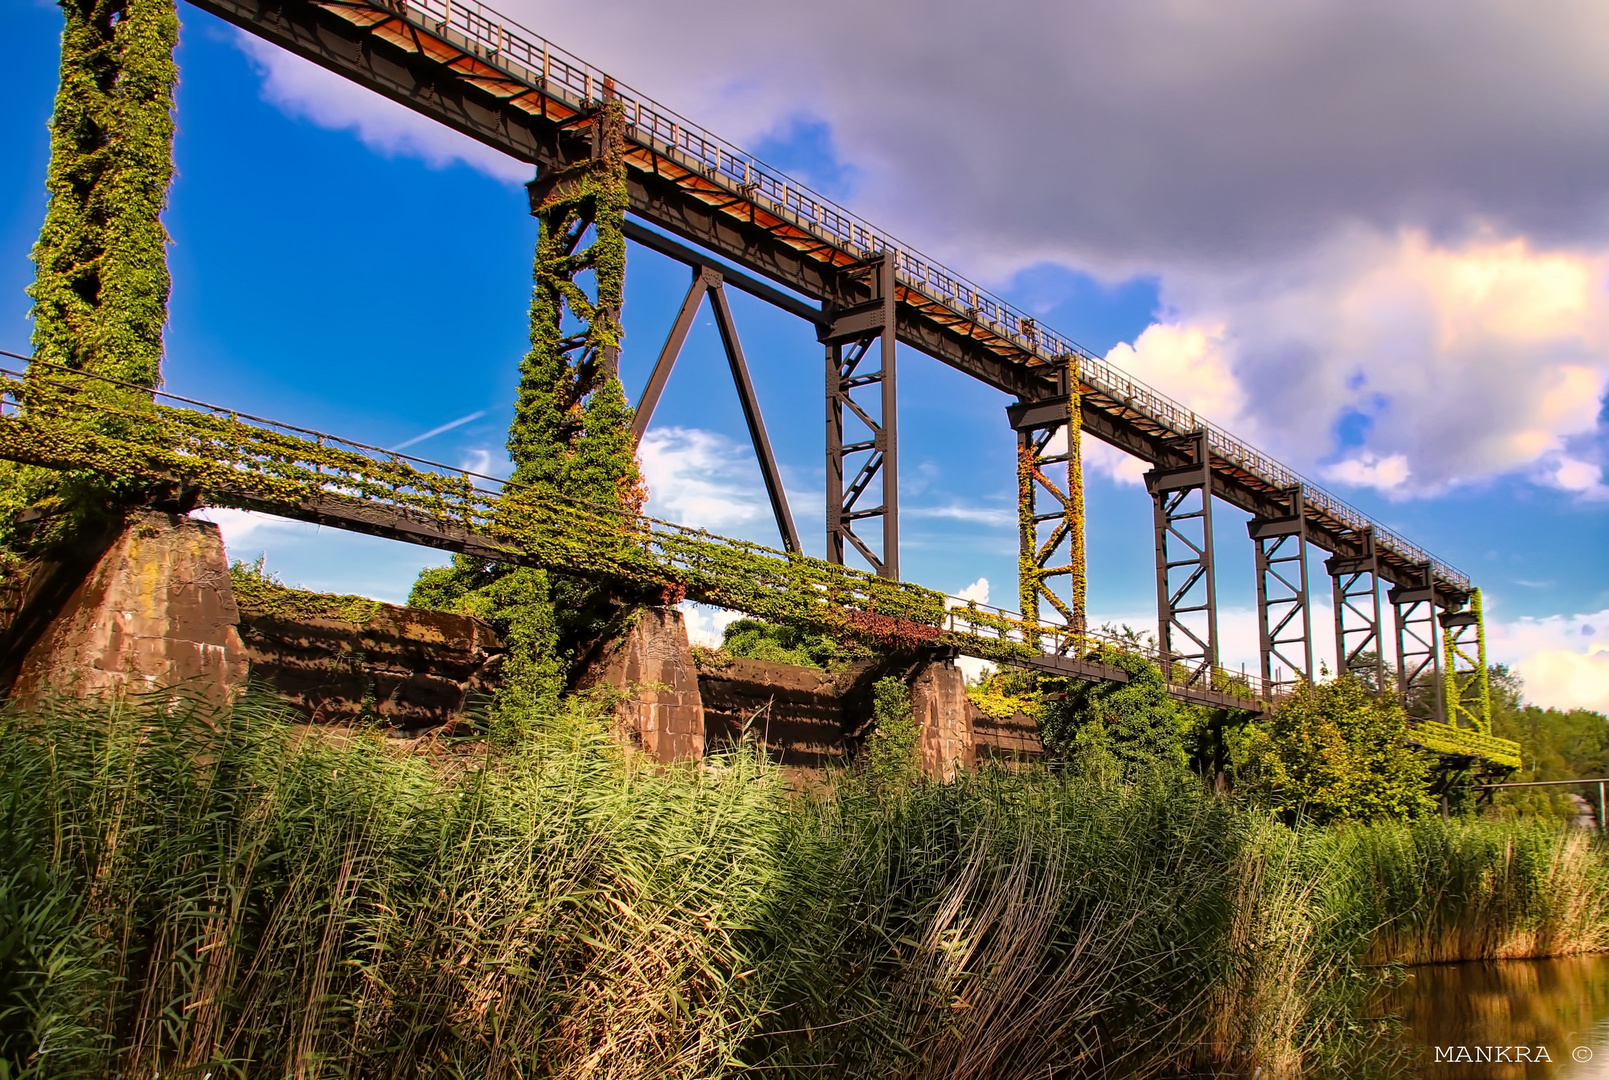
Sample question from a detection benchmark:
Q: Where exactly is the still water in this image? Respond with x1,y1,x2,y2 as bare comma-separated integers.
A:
1379,955,1609,1079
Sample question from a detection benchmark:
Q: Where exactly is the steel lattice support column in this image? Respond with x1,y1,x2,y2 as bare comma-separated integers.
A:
514,98,644,517
1325,528,1386,691
1006,359,1085,638
524,101,627,382
1390,563,1444,721
1145,431,1218,687
821,253,898,577
1442,588,1491,733
1248,485,1312,693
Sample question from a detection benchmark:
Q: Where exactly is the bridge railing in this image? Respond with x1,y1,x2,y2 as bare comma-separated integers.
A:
0,360,1274,703
363,0,1466,594
0,361,1534,765
940,598,1262,700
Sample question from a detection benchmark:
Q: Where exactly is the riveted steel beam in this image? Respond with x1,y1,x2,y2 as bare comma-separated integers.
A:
825,253,898,578
1391,564,1444,721
629,264,800,553
1008,359,1085,639
1326,528,1386,692
189,0,1474,607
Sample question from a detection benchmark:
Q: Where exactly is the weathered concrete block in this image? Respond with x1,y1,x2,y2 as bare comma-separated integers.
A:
910,660,975,780
11,512,248,705
970,705,1046,762
577,605,705,763
698,655,877,768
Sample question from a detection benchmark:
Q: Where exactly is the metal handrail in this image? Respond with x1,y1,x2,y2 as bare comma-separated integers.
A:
374,0,1467,592
2,360,1274,700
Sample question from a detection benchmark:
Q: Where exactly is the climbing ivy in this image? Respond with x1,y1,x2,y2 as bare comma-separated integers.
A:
1016,382,1085,632
859,675,921,793
230,556,382,625
411,101,643,714
718,618,873,671
508,99,641,514
30,0,176,386
4,0,179,566
965,667,1043,721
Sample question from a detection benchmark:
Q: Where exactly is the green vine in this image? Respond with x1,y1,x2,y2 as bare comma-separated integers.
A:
1015,379,1085,634
508,99,641,514
4,0,178,568
411,101,643,719
29,0,176,387
966,668,1043,721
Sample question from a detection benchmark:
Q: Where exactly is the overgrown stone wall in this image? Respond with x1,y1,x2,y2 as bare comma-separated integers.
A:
697,655,884,769
4,508,1022,772
235,602,503,731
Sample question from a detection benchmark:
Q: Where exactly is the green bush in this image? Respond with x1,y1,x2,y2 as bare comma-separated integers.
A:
1038,650,1189,782
1238,677,1435,825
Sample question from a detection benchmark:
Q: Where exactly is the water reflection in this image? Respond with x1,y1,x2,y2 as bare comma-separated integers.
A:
1379,955,1609,1079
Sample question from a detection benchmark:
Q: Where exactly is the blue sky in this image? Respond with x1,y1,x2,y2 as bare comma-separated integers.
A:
4,0,1608,709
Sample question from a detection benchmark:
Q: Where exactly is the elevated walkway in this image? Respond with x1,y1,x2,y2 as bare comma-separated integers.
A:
0,361,1522,767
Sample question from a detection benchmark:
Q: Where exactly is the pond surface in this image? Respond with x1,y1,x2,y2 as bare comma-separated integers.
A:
1378,954,1609,1079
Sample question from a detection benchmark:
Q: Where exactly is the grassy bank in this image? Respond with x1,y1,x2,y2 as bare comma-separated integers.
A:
1,694,1606,1078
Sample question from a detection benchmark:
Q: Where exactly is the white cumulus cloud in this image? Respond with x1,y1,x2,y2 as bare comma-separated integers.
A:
1122,229,1609,497
1487,606,1609,714
639,426,768,531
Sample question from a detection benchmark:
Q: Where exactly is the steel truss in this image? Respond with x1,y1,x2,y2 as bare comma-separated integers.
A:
1390,563,1444,721
1146,431,1218,688
629,261,801,552
1248,485,1312,692
523,101,627,385
822,253,899,578
1326,528,1386,691
1007,361,1085,638
200,0,1484,619
1441,587,1491,733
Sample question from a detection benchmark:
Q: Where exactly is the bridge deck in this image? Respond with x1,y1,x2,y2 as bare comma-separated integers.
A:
185,0,1471,609
0,365,1521,764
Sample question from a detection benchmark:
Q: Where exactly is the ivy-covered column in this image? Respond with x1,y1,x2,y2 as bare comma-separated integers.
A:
30,0,177,388
2,0,179,565
1441,587,1491,735
512,99,642,512
1012,359,1086,641
411,101,646,728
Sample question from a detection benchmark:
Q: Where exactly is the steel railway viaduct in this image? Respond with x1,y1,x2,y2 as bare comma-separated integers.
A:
5,0,1519,768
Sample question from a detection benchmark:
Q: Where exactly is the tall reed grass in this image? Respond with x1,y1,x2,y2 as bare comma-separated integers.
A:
1312,817,1609,966
0,693,783,1078
2,692,1606,1078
